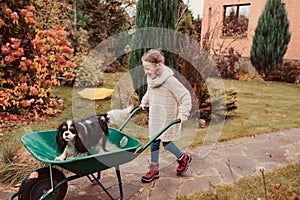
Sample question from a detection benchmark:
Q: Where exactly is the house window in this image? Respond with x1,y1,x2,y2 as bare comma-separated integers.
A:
223,4,251,37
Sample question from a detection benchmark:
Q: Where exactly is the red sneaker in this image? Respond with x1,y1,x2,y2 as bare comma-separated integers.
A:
177,154,192,174
141,162,159,183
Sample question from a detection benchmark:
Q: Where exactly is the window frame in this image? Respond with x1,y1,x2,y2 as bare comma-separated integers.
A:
222,3,251,38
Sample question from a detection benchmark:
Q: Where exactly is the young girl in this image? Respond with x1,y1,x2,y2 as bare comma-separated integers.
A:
140,49,192,183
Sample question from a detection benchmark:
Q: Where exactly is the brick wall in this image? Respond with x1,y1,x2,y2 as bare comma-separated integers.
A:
202,0,300,60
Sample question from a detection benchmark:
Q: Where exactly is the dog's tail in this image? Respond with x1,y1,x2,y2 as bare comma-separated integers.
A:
107,105,134,125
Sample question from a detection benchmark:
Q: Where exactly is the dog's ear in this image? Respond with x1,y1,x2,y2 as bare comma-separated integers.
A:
98,115,109,151
73,122,89,153
102,113,110,124
75,136,88,153
98,114,109,136
56,122,67,152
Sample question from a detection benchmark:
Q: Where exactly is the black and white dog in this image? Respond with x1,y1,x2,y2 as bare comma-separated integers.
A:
55,106,133,161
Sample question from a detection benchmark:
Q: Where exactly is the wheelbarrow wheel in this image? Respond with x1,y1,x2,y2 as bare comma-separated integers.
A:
18,167,68,200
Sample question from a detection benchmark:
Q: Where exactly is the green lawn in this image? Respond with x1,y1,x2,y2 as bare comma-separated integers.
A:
221,80,300,140
0,74,300,190
180,162,300,200
186,79,300,148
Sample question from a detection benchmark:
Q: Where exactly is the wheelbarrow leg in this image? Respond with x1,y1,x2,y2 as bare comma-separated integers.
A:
89,165,123,200
87,171,101,183
115,165,124,200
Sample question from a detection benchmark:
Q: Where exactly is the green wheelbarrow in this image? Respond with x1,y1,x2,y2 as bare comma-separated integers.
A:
9,107,181,200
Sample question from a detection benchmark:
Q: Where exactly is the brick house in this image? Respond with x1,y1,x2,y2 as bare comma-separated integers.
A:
201,0,300,60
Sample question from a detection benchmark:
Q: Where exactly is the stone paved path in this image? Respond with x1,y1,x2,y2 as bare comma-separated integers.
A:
2,128,300,200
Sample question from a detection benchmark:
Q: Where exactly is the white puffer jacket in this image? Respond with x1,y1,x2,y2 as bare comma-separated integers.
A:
141,65,192,141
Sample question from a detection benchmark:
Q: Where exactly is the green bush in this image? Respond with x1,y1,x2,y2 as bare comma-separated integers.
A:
194,79,237,121
74,0,129,48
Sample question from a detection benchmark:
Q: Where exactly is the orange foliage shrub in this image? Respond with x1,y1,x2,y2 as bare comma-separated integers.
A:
0,5,75,124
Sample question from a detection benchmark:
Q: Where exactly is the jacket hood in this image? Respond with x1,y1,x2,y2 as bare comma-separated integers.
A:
147,65,174,88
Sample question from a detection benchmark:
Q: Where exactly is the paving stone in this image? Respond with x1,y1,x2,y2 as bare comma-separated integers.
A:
150,177,181,200
225,155,257,177
0,192,11,200
4,128,300,200
180,176,222,195
208,159,234,183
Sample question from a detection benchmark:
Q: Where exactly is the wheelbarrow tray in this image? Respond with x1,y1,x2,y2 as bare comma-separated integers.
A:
21,128,141,176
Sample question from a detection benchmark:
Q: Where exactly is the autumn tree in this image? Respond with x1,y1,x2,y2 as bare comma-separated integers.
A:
0,2,75,127
250,0,291,77
71,0,129,48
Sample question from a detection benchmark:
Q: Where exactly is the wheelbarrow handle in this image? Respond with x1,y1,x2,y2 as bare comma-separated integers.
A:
133,119,181,158
118,107,142,131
